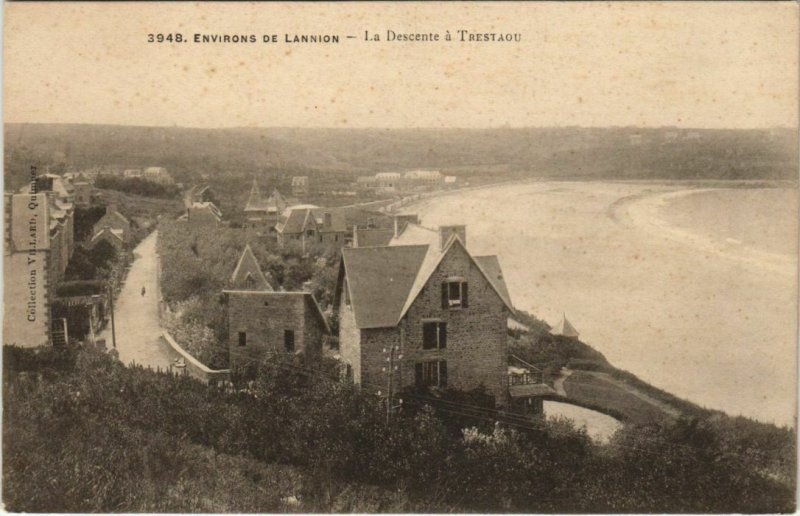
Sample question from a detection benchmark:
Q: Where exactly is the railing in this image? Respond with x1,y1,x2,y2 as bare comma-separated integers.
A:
508,370,542,386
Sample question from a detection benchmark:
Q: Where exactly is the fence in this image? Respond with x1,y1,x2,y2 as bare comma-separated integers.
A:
161,331,230,385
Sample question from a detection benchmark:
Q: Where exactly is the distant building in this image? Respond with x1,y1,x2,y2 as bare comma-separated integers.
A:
183,185,222,226
72,174,95,207
89,226,125,252
244,178,287,229
92,204,131,245
550,313,579,338
142,167,174,185
375,172,402,193
275,205,347,252
292,176,309,197
123,169,143,178
403,170,442,189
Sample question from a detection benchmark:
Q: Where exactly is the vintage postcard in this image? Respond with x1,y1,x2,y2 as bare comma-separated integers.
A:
2,1,798,513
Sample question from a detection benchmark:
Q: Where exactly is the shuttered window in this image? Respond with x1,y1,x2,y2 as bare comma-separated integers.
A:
442,280,468,309
238,332,247,347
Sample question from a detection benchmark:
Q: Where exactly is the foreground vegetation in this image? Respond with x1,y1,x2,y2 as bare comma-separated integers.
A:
3,345,795,513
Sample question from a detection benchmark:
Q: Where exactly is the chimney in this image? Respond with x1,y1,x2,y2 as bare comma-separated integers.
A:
439,225,466,250
324,212,332,227
393,214,419,238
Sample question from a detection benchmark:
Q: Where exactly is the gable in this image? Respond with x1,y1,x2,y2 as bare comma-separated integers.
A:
231,245,272,291
400,237,515,320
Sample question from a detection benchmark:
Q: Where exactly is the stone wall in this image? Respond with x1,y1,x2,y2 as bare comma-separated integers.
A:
227,291,326,369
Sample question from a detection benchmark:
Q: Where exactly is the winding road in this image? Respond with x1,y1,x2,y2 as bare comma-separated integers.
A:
100,230,174,370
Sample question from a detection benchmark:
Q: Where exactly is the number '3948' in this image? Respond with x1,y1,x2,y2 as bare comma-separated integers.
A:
147,34,184,43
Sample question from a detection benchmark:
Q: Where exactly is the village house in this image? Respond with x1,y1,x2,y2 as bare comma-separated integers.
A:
375,172,402,193
224,246,329,370
291,176,309,197
275,204,347,252
243,178,287,229
89,226,125,252
182,185,223,227
403,170,443,189
142,166,174,185
4,173,79,348
335,218,524,405
92,204,132,245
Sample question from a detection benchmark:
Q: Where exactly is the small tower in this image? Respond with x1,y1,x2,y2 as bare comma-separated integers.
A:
551,313,579,338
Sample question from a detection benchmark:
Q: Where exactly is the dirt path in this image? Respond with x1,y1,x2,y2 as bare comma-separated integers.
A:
553,367,573,396
582,371,682,418
100,230,174,370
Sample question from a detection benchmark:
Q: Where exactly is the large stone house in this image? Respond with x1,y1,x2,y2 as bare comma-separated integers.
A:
224,247,329,370
334,220,517,404
275,205,346,252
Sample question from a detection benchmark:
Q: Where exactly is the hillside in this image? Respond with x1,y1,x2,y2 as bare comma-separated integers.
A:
4,124,797,193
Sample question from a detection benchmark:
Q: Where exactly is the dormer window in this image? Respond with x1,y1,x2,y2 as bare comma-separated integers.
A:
442,279,468,309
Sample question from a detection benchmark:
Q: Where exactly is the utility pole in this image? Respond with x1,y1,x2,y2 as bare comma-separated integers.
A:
382,345,403,425
108,282,117,349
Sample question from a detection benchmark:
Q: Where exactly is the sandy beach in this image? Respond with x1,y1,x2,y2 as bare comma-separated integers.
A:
403,181,798,426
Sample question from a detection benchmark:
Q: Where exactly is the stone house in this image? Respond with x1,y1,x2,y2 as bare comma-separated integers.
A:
275,205,346,252
89,226,125,252
334,220,516,405
93,204,131,244
224,247,329,370
183,184,223,226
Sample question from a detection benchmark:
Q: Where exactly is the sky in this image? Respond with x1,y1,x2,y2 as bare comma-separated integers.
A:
3,2,798,129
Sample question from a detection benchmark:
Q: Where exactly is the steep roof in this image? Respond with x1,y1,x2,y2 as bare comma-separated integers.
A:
230,244,273,291
474,255,513,310
353,228,395,248
340,245,429,328
244,178,268,212
275,207,309,234
340,226,515,329
551,314,580,338
311,208,347,233
265,189,286,213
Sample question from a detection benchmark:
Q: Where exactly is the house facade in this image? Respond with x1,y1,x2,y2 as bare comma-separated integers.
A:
335,222,515,404
275,205,346,251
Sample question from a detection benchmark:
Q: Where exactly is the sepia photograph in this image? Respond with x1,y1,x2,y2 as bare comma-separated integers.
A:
2,1,798,513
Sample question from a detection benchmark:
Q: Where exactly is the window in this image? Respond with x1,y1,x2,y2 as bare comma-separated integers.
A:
306,229,314,237
441,280,468,309
422,322,447,350
284,330,295,352
244,273,255,289
238,331,247,347
415,360,447,388
319,234,323,243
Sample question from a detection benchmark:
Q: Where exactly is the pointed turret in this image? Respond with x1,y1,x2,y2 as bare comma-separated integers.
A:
230,244,273,291
244,177,266,212
551,313,579,338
